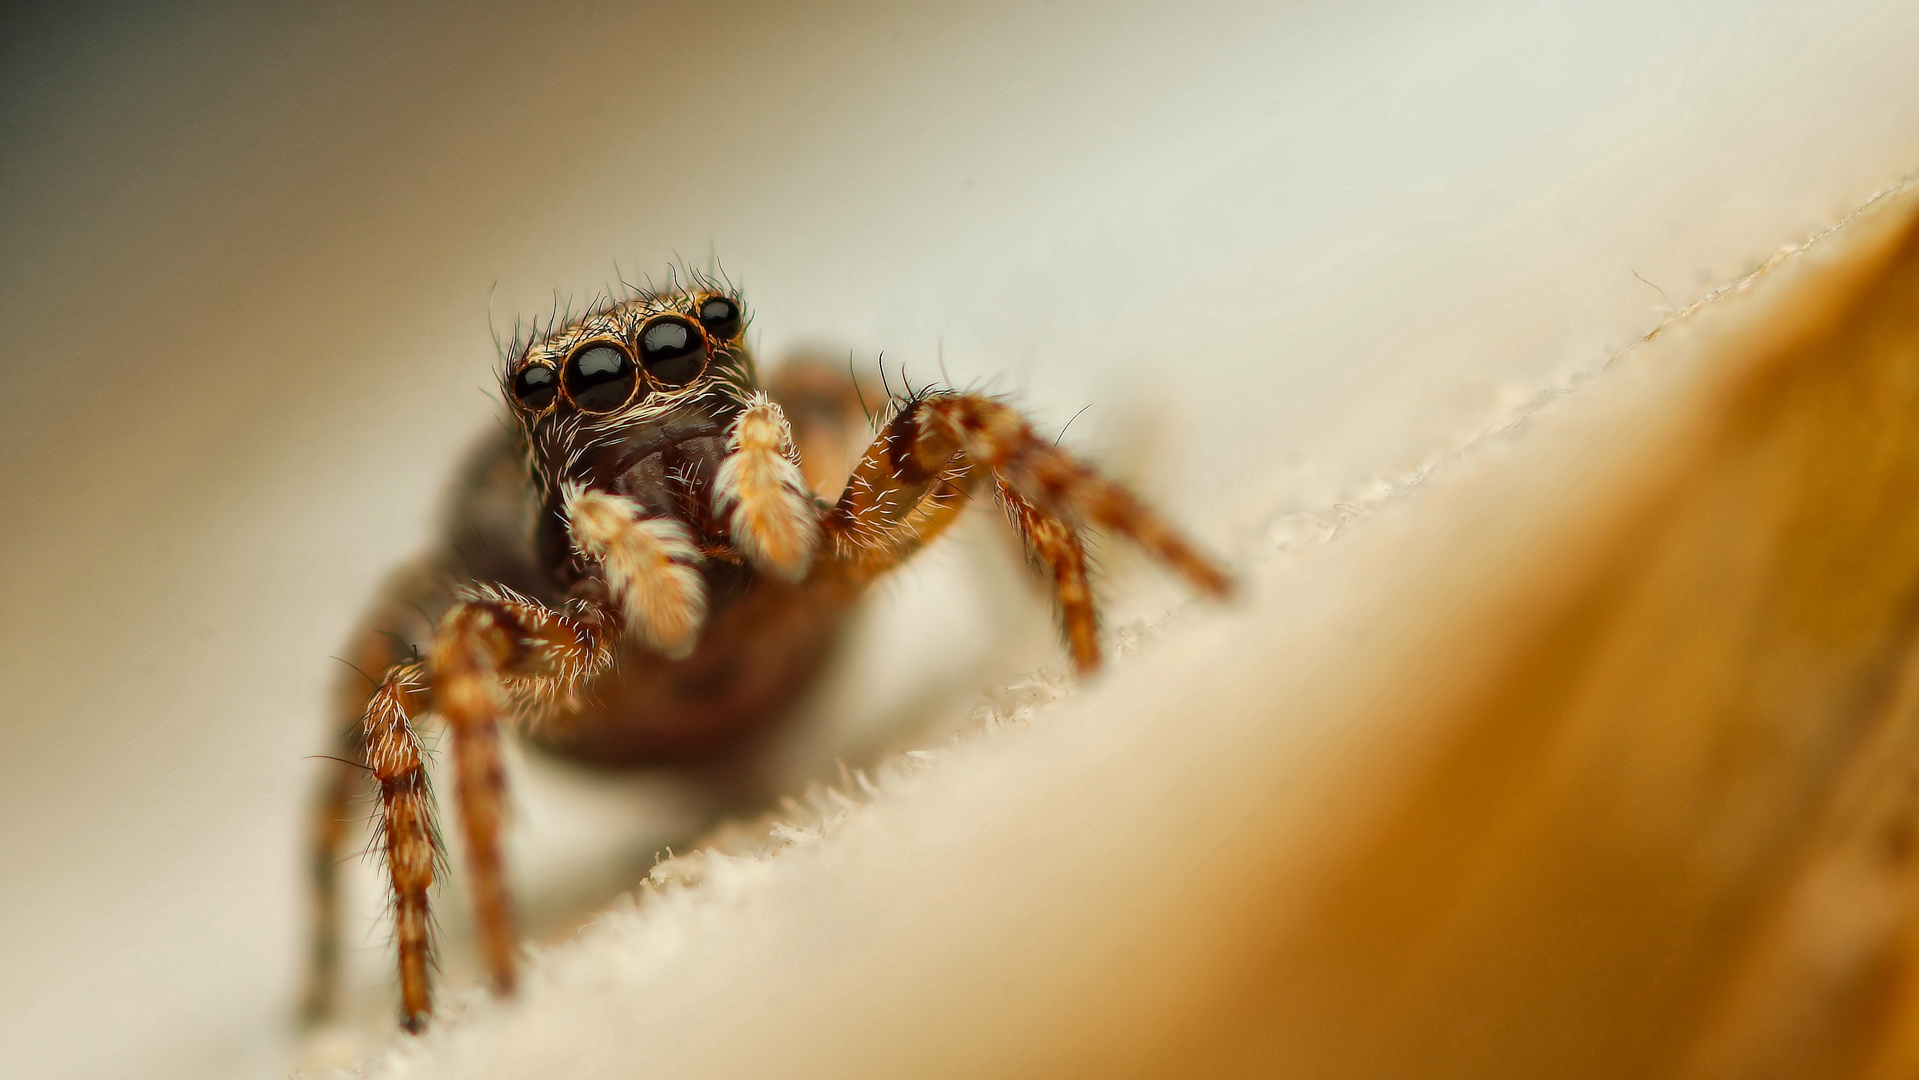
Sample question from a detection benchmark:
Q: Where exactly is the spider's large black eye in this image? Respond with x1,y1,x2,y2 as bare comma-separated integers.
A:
696,295,742,341
638,315,709,387
564,344,639,412
511,364,558,413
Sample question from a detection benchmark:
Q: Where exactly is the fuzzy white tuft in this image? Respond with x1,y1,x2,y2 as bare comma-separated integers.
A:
715,395,820,582
562,483,708,658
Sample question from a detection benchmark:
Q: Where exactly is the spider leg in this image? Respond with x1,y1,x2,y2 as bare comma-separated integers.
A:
821,440,975,584
821,391,1231,671
361,660,437,1031
919,393,1233,599
563,484,707,658
431,605,520,1008
997,478,1100,670
713,392,819,581
302,559,443,1025
367,588,616,1031
302,748,363,1023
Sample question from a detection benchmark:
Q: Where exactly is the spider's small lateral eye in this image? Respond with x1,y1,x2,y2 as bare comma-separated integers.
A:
696,295,742,341
511,364,559,413
564,343,640,412
637,315,709,388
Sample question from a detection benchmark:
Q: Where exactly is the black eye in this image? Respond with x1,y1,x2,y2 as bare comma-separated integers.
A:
638,316,709,387
696,295,742,341
564,344,639,412
511,364,558,413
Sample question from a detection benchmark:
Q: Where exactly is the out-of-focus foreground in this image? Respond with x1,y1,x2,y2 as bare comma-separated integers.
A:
3,3,1919,1078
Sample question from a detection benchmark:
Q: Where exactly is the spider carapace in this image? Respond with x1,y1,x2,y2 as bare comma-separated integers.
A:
303,276,1233,1032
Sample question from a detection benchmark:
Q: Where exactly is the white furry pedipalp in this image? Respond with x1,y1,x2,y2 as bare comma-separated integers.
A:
714,394,820,582
562,483,708,658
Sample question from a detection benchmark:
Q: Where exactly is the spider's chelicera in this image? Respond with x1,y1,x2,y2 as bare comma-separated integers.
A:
303,275,1233,1032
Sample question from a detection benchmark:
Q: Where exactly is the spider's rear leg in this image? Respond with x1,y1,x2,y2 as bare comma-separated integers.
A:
822,391,1231,672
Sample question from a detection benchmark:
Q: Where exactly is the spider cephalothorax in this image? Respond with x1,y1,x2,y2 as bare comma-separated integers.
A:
505,286,758,507
501,286,816,661
303,277,1233,1032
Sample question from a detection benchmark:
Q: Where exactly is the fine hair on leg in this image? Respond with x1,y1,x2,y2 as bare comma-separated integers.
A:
303,560,444,1025
362,589,618,1030
821,389,1231,672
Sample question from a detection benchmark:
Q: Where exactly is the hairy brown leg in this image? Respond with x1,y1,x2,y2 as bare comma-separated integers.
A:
361,662,437,1031
823,444,974,583
911,393,1233,598
998,479,1100,671
364,589,616,1030
431,602,521,1000
302,750,361,1022
821,391,1230,665
303,562,444,1025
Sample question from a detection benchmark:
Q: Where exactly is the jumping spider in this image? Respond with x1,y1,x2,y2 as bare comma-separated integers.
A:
303,276,1233,1032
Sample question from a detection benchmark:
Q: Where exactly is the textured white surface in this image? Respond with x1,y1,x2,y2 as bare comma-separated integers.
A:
1,2,1918,1078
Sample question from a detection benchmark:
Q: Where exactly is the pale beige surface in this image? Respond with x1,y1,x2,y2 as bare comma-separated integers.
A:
4,2,1919,1078
349,179,1919,1079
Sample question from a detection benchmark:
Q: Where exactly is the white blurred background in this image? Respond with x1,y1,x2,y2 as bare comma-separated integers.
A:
2,1,1916,1077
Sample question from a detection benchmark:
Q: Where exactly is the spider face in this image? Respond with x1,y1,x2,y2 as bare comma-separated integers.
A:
506,289,750,425
504,287,759,558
